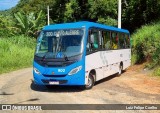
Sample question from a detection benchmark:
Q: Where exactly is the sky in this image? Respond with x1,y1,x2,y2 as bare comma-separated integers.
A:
0,0,19,11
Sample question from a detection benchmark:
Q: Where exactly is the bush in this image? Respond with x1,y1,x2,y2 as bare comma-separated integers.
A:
153,67,160,76
0,35,36,74
132,22,160,66
131,21,160,76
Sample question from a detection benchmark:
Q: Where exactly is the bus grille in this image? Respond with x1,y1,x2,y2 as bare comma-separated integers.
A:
43,74,66,77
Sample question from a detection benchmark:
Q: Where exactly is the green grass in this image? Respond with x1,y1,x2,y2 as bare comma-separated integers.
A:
131,21,160,76
0,35,36,74
153,67,160,77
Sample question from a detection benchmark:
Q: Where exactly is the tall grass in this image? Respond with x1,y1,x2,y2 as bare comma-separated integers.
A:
0,35,36,74
131,21,160,76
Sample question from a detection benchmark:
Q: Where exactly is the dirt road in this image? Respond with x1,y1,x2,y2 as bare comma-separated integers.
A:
0,65,160,113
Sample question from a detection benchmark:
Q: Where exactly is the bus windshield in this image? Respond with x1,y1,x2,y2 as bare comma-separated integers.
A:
35,29,84,59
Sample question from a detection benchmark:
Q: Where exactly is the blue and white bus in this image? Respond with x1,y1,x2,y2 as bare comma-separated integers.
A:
33,21,131,89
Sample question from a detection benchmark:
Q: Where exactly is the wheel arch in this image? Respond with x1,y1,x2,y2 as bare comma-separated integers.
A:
89,69,96,81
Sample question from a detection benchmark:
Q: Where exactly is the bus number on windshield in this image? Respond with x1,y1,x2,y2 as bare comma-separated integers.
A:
46,32,54,37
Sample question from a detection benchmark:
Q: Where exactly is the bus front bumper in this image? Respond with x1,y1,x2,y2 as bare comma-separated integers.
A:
33,71,85,86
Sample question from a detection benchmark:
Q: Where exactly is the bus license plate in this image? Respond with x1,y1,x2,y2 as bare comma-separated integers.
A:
49,81,59,85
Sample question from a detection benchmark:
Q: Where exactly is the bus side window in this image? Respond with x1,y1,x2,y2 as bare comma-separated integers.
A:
86,34,90,53
119,33,125,49
99,31,103,49
87,29,99,51
124,34,130,48
111,32,118,50
126,35,130,48
103,31,111,50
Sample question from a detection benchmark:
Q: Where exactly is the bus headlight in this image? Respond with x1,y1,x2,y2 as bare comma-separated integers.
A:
33,67,41,75
68,66,82,75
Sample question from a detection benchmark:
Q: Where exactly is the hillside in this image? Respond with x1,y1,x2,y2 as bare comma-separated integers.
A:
131,21,160,76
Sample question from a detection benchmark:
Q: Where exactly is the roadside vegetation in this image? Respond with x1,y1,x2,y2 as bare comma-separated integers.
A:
0,36,35,74
132,21,160,76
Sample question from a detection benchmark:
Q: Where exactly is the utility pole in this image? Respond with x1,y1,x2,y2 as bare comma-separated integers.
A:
118,0,128,29
118,0,121,28
47,6,50,25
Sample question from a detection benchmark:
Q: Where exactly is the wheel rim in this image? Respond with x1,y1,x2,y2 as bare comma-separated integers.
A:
87,76,92,87
119,65,122,74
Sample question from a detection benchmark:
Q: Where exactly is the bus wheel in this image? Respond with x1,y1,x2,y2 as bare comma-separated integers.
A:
118,64,123,75
85,74,95,89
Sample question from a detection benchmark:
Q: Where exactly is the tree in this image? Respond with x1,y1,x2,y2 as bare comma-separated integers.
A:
1,0,160,34
14,10,45,37
0,15,16,37
64,0,80,22
122,0,160,32
88,0,117,26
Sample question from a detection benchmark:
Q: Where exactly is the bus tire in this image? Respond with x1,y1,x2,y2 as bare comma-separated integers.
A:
85,74,95,89
118,64,123,76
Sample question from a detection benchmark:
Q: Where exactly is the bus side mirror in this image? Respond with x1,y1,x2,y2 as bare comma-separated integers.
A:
90,34,94,43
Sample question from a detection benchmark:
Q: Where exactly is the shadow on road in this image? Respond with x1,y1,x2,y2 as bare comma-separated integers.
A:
95,73,118,86
30,79,83,93
13,98,40,104
30,73,120,92
0,92,14,95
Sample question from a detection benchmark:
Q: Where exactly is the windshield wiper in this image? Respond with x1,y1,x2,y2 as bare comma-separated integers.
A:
63,53,69,61
42,52,50,61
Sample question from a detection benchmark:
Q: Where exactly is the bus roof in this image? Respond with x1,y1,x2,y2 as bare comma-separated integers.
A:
43,21,129,34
